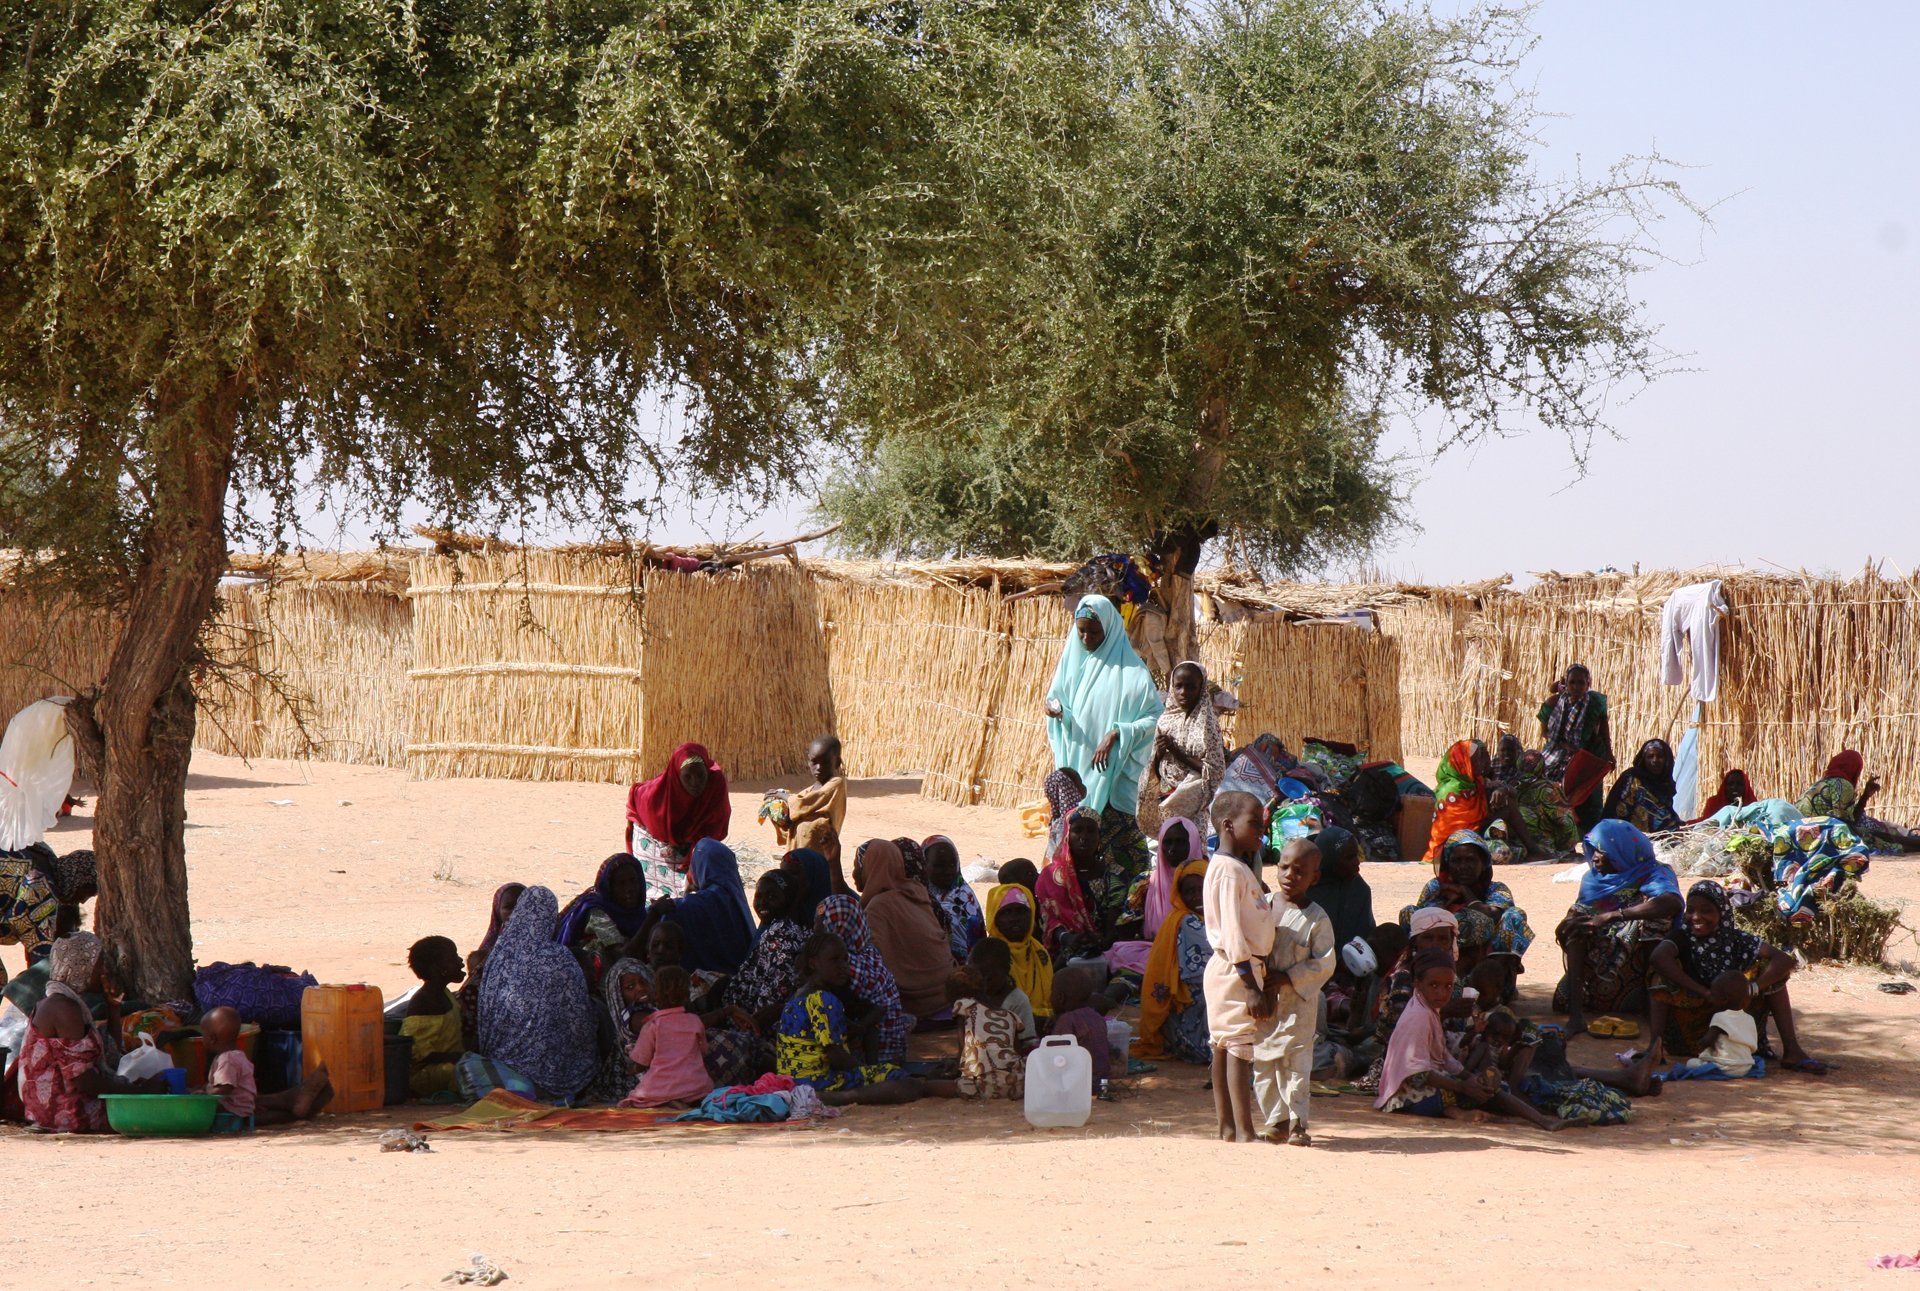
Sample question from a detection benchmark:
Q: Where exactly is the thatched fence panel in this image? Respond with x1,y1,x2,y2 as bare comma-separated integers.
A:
814,579,1010,803
0,591,113,727
972,596,1075,809
637,565,834,780
406,552,647,784
1701,572,1920,824
196,583,412,767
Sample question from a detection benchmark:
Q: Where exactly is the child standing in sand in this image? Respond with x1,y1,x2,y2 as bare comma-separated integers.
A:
1253,839,1335,1145
764,736,847,851
1203,790,1275,1143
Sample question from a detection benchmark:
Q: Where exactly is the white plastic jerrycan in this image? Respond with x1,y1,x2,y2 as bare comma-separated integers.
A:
1024,1034,1093,1128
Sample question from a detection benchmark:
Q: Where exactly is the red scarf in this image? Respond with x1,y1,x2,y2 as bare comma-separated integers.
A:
626,742,731,850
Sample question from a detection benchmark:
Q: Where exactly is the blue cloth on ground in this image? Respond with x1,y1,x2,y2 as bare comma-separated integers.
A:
673,1087,791,1123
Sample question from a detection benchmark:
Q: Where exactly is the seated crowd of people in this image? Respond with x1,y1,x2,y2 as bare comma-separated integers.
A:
0,622,1883,1138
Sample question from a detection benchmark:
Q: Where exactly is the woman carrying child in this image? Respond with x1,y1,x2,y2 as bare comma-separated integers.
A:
1648,879,1828,1075
1135,858,1210,1063
1405,830,1534,975
554,853,649,977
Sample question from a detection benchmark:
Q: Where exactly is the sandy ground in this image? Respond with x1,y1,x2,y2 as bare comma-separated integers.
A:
13,751,1920,1290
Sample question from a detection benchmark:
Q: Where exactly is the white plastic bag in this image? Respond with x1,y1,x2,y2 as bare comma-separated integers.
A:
0,698,76,851
117,1034,173,1082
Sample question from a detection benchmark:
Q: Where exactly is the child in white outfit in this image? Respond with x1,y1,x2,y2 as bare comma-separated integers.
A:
1252,840,1335,1145
1679,972,1759,1078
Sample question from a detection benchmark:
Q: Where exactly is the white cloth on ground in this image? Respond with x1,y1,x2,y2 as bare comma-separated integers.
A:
1659,580,1728,702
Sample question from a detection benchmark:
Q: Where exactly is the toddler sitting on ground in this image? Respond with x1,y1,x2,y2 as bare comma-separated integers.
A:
1677,972,1759,1077
1047,968,1110,1093
948,965,1025,1101
620,966,713,1108
202,1006,332,1130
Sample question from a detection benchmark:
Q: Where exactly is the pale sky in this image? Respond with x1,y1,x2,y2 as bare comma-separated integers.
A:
307,4,1920,582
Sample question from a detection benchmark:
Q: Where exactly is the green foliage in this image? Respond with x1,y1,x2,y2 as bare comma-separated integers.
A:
0,0,1101,588
817,0,1692,573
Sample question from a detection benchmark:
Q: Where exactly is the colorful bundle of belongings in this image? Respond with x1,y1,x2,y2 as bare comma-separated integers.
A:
1222,734,1430,862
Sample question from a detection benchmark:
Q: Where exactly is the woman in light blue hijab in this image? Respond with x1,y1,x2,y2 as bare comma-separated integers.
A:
1043,594,1162,902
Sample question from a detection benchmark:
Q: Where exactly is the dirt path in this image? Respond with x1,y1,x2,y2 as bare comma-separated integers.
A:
13,752,1920,1289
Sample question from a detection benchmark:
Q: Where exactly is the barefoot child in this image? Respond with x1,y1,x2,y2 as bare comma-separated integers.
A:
948,965,1025,1100
776,932,958,1106
1203,790,1275,1143
202,1006,331,1130
619,966,713,1108
1253,839,1334,1145
401,936,465,1098
765,736,848,853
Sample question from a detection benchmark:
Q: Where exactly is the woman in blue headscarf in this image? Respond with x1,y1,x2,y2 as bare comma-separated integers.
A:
1044,594,1163,896
1553,820,1683,1036
553,854,648,970
656,839,756,976
477,885,600,1103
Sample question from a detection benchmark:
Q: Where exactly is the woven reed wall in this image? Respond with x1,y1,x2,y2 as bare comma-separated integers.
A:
972,596,1074,808
406,551,649,784
637,564,834,779
194,584,413,767
1700,572,1920,824
0,591,113,722
815,579,1011,802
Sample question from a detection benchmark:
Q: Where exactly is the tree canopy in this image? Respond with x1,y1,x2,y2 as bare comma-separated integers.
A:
817,0,1690,602
0,0,1099,995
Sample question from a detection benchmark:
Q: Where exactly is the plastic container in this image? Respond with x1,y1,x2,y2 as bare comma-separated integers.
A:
301,984,386,1113
160,1068,188,1095
383,1035,413,1106
101,1093,221,1137
1104,1018,1131,1073
254,1029,304,1096
1023,1035,1093,1128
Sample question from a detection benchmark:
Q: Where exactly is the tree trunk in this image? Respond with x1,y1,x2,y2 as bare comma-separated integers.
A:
1158,394,1232,667
79,379,242,1002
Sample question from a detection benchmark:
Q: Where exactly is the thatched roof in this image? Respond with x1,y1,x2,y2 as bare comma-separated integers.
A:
224,549,416,594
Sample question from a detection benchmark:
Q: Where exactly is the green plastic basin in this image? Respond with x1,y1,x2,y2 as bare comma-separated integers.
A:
100,1093,223,1137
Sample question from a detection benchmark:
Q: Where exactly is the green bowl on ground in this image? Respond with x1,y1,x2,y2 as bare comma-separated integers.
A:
100,1093,223,1137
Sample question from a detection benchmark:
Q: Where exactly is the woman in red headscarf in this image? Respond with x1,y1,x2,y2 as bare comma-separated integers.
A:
1689,769,1757,824
626,743,732,900
1798,749,1920,852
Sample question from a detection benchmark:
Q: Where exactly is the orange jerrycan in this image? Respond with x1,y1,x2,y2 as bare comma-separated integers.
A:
301,984,386,1113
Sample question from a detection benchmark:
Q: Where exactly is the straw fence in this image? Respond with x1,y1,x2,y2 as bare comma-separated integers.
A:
9,553,1920,824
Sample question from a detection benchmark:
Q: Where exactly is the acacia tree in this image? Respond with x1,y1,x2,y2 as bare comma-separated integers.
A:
819,0,1692,662
0,0,1097,998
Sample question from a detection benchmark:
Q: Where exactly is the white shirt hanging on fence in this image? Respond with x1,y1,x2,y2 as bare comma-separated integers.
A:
1659,580,1729,702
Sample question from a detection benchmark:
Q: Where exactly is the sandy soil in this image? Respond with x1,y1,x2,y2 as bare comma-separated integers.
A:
13,751,1920,1290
